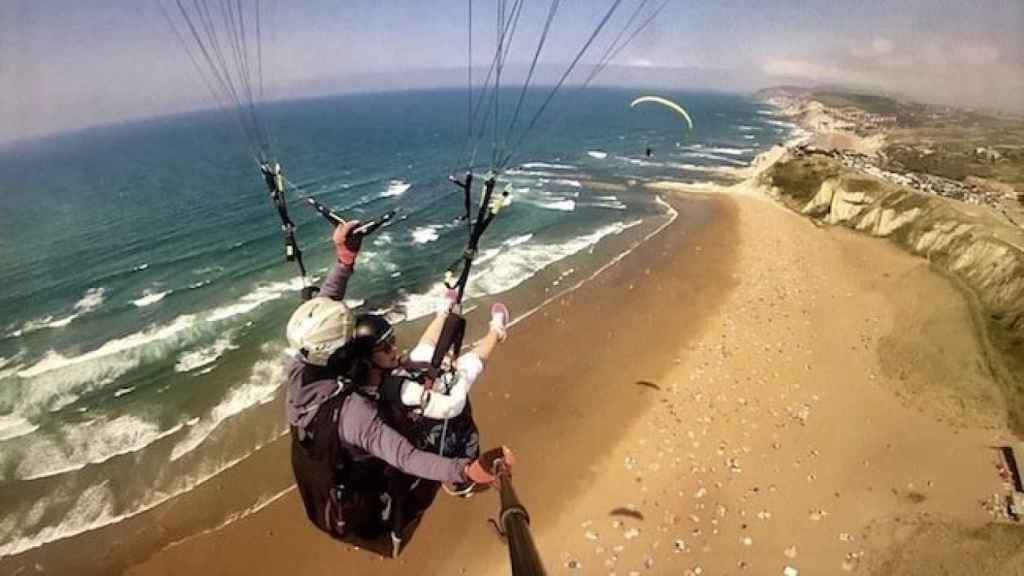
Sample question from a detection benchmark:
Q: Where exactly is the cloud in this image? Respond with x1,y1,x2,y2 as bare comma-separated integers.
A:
959,43,1000,65
871,37,893,55
627,58,656,68
761,36,1022,112
761,59,866,84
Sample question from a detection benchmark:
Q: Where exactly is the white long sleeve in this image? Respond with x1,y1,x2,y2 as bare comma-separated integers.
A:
401,344,484,419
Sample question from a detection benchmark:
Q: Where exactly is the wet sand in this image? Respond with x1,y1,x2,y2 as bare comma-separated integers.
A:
32,168,1022,574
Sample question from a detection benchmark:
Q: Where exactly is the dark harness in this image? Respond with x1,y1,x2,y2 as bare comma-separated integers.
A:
289,375,387,539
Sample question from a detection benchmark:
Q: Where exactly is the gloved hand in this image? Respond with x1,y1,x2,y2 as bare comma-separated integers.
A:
464,446,516,484
334,220,363,267
489,302,509,342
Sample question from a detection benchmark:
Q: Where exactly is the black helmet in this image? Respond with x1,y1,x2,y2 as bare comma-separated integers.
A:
347,314,395,357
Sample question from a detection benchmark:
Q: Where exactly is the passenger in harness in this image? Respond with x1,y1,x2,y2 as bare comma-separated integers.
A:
284,221,514,553
378,293,510,497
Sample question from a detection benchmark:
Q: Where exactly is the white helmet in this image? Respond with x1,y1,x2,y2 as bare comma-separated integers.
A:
286,297,353,366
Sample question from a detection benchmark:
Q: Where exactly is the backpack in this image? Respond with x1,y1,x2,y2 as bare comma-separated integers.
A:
290,377,388,540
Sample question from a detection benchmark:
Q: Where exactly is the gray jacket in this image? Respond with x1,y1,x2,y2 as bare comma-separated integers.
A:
285,263,469,484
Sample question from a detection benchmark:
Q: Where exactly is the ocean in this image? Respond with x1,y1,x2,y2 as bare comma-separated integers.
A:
0,87,797,561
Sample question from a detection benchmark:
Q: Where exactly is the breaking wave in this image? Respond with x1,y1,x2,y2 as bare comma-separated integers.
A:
0,414,39,442
0,425,285,559
553,179,582,188
9,277,299,415
680,151,747,166
132,289,171,308
705,146,752,156
205,277,303,323
398,219,642,320
520,162,576,170
174,334,238,373
2,415,185,481
410,224,443,244
19,316,196,380
590,195,628,210
586,150,608,159
170,358,283,462
537,199,576,212
13,314,200,414
380,179,411,197
503,234,533,247
6,287,107,337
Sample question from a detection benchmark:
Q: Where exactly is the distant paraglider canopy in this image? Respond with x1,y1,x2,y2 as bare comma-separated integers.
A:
629,95,694,131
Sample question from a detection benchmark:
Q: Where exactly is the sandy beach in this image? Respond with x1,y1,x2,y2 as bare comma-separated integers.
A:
101,143,1024,576
5,2,1023,572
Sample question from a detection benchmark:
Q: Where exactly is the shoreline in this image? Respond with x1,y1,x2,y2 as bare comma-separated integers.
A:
124,114,1024,576
128,115,1024,569
0,189,731,575
119,192,741,576
9,93,1021,574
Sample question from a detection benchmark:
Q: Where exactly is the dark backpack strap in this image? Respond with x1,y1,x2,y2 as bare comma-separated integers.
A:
290,382,357,537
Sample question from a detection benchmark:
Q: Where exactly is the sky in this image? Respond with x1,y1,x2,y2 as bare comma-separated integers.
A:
1,0,1022,143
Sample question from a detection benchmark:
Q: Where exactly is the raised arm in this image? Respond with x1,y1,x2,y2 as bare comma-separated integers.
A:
318,221,363,301
401,353,483,420
318,263,353,301
399,303,509,419
416,288,460,348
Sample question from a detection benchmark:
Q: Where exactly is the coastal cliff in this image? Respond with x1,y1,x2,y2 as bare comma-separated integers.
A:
761,145,1024,431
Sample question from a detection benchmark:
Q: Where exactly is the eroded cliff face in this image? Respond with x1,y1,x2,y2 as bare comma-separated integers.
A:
762,152,1024,430
765,153,1024,336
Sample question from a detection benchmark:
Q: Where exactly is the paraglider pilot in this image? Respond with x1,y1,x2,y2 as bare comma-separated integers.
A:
284,221,514,550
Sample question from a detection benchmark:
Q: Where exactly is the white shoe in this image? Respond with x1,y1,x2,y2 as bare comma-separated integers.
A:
489,303,509,341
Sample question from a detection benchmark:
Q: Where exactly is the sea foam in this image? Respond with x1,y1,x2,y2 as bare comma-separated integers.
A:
381,180,411,197
3,415,185,481
132,289,171,307
538,199,576,212
205,278,302,323
398,220,642,321
410,225,443,244
520,162,576,170
174,334,239,373
7,287,107,337
170,358,283,462
0,414,39,442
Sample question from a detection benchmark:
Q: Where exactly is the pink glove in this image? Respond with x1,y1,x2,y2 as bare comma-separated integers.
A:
333,221,363,267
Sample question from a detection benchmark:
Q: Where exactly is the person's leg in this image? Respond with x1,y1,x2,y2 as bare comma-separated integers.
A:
417,311,448,349
416,289,460,349
467,302,509,362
